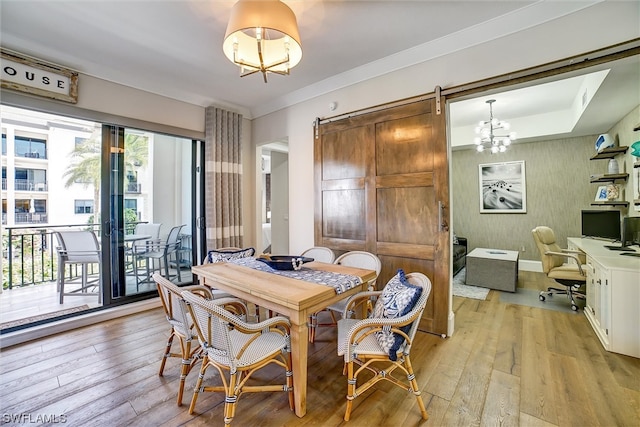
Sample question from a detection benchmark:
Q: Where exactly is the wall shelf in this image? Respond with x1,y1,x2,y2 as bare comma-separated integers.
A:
590,201,630,207
590,173,629,183
590,146,628,160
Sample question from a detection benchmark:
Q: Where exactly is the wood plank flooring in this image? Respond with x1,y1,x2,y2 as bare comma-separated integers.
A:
1,270,638,426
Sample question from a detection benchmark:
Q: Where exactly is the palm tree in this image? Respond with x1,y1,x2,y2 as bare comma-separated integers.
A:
63,130,149,225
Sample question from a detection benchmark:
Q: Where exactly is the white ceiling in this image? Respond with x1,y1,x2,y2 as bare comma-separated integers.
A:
1,0,638,138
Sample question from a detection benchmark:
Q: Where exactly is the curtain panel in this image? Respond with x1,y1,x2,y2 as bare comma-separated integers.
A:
204,106,243,249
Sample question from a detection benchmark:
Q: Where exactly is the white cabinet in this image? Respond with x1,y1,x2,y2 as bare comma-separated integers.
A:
569,238,640,358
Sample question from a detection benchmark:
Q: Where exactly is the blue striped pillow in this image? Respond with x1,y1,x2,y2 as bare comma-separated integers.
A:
373,269,422,360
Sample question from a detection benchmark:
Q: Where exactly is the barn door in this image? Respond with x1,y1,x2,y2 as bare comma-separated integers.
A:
314,96,449,335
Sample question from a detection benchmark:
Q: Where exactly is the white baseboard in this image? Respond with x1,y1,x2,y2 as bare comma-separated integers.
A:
519,259,543,272
0,297,161,349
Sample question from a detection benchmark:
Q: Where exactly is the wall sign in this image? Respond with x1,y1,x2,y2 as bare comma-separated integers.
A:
1,48,78,103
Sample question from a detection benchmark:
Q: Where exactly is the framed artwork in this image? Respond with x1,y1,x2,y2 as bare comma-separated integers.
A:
479,161,526,213
594,185,608,201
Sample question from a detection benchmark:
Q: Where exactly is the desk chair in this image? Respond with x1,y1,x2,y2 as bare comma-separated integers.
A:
532,226,586,311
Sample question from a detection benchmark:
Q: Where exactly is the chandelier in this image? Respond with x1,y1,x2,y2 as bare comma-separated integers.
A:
474,99,516,153
223,0,302,83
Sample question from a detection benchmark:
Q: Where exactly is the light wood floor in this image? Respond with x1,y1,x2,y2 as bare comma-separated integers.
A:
1,271,638,426
0,267,187,325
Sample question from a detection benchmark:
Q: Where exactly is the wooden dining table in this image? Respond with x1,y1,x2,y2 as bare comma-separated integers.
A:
191,260,377,417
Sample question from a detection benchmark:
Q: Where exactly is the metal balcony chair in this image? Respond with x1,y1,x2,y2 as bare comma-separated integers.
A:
133,224,185,286
55,230,102,304
337,270,432,421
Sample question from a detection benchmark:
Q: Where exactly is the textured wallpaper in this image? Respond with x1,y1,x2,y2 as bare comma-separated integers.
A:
452,105,639,261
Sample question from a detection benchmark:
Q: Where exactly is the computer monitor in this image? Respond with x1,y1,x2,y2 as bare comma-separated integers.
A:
621,216,640,247
581,210,621,241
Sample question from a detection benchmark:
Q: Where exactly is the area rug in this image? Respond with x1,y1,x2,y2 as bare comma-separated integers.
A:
452,268,490,300
0,305,90,330
499,288,585,314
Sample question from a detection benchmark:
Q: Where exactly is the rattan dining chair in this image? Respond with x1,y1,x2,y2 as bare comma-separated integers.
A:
181,289,294,425
336,270,432,421
300,246,336,264
202,247,262,319
308,250,381,342
154,273,248,406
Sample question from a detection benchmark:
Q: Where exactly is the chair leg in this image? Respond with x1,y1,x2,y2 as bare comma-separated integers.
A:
285,353,295,411
81,264,88,293
177,338,192,406
308,314,316,343
224,372,239,425
158,330,175,377
344,360,356,421
404,355,429,420
59,273,65,304
188,359,208,415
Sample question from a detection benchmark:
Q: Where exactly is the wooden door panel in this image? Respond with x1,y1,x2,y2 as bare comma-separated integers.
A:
322,189,365,240
376,187,436,245
321,127,369,180
376,172,433,188
376,114,433,176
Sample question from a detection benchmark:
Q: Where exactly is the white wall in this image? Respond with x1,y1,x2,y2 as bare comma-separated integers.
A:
250,2,640,255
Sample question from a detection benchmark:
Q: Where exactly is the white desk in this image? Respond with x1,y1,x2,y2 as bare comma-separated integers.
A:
568,237,640,358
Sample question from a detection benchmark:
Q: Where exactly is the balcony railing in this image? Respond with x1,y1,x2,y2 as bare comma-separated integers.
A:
2,178,6,190
126,182,141,193
3,222,139,290
14,179,48,191
14,213,48,223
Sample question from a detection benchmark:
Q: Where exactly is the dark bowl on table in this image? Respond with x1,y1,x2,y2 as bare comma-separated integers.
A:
256,255,314,271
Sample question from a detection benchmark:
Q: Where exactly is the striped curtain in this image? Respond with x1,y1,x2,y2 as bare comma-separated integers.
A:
204,106,243,249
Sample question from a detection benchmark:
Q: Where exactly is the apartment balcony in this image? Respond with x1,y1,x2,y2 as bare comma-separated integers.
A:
20,151,46,159
126,182,141,193
14,213,48,224
14,179,48,192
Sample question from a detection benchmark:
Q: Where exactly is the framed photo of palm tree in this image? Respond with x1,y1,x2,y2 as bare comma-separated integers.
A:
479,161,526,213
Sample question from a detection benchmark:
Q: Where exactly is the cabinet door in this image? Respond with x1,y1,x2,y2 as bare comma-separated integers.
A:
591,258,610,338
598,267,611,337
585,256,596,315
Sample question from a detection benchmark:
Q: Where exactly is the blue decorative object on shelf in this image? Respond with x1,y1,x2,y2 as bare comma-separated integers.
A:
595,134,614,152
630,140,640,157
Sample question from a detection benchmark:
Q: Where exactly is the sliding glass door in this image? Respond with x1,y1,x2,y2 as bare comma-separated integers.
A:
0,105,203,328
103,125,201,302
